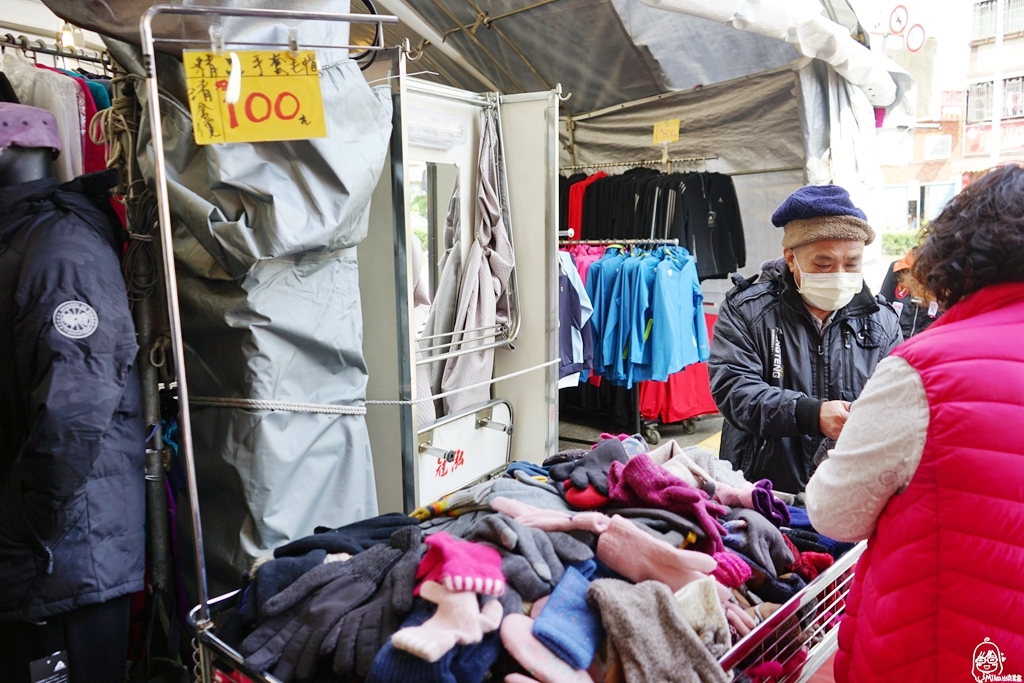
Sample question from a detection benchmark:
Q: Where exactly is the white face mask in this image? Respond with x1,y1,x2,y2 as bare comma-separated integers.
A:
794,256,863,311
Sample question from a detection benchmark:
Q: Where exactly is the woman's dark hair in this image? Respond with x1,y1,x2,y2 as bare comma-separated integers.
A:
912,163,1024,309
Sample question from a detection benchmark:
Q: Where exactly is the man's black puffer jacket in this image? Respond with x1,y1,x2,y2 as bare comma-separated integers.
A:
0,171,144,621
708,258,901,494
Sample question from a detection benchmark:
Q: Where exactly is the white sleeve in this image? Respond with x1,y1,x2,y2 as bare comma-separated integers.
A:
805,356,929,542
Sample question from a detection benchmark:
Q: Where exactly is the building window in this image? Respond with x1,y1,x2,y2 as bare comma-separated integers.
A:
1004,76,1024,117
976,0,997,39
1009,0,1024,32
969,81,993,123
974,0,1024,40
923,135,953,160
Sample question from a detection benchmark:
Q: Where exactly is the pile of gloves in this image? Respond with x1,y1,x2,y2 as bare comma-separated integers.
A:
224,434,853,683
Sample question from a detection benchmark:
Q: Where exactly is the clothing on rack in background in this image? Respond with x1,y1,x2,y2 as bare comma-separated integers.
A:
562,244,708,389
1,52,113,183
558,252,594,382
639,311,720,424
559,169,745,281
677,172,745,281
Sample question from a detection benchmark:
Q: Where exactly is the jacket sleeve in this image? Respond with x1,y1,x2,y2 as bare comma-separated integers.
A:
721,175,746,270
14,219,138,540
708,297,817,440
878,301,904,358
806,356,928,541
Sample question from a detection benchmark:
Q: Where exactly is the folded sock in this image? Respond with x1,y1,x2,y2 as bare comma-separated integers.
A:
392,582,503,662
674,577,731,657
596,515,715,592
532,567,604,670
500,613,592,683
491,497,611,535
367,600,502,683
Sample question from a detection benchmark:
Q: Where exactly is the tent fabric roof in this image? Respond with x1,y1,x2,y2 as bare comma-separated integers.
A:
41,0,879,115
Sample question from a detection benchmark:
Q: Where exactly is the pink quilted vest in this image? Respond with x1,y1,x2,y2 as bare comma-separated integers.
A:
835,282,1024,683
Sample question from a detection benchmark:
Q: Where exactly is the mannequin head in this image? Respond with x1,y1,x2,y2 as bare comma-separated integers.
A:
0,145,52,186
0,102,61,187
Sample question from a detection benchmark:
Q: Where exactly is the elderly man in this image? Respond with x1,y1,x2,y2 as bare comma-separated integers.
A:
708,185,901,494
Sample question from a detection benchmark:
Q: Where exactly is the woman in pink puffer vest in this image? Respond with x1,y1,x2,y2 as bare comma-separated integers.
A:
805,164,1024,683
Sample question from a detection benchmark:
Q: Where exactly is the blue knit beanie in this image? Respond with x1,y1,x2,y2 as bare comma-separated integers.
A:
772,184,875,249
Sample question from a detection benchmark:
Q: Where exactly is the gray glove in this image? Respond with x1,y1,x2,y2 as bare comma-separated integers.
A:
329,526,425,678
723,508,793,579
467,513,593,601
548,438,628,495
240,543,402,682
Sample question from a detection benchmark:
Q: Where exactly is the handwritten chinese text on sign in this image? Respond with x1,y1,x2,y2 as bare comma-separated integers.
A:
652,119,680,146
184,50,327,145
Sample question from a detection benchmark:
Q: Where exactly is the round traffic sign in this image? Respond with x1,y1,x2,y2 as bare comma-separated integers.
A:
906,23,926,52
889,5,909,35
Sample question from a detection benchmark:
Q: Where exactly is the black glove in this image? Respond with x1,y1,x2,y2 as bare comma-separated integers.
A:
781,527,829,555
241,550,328,627
329,526,425,678
548,439,628,495
723,508,793,579
241,543,402,682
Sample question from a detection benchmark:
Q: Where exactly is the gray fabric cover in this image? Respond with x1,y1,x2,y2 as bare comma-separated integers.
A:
417,178,462,423
39,0,884,117
440,109,514,414
127,44,391,591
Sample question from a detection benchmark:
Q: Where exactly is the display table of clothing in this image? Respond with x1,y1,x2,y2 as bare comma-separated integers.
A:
203,433,861,683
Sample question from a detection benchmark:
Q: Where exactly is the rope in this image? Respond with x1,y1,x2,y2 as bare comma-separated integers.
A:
189,396,368,415
365,359,558,406
188,359,558,414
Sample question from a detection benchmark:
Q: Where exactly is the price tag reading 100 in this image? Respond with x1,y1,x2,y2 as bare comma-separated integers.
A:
183,49,328,145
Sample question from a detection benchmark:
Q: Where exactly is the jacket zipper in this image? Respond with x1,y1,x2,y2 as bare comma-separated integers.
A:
843,328,852,395
817,341,825,400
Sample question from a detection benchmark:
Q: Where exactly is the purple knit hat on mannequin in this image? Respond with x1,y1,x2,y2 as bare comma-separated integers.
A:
0,103,61,157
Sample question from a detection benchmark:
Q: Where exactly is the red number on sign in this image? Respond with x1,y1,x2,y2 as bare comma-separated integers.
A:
245,92,273,123
225,92,303,128
275,92,300,120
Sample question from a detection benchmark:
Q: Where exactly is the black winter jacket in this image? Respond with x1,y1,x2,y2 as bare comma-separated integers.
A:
0,172,144,621
708,259,901,494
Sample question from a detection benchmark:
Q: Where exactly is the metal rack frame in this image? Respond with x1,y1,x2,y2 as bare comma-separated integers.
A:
1,33,111,67
560,155,719,172
139,6,398,680
720,541,867,682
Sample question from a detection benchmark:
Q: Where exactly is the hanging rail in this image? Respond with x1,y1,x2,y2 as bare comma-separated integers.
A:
1,33,109,66
559,238,679,246
559,155,718,172
139,7,400,672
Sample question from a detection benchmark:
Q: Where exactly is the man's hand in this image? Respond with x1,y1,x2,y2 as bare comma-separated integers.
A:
819,400,851,440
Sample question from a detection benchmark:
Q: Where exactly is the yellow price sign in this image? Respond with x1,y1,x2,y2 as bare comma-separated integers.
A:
183,50,327,145
652,118,680,146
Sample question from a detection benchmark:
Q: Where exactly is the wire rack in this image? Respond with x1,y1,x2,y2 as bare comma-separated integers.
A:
720,541,867,682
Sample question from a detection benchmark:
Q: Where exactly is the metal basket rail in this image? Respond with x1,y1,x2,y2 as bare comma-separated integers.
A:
720,541,867,683
188,591,284,683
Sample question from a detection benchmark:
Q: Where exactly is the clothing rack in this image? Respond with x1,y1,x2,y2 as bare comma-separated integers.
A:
560,155,718,172
559,236,688,446
0,34,109,66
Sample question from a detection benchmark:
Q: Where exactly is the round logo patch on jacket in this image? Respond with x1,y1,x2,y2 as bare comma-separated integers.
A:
53,300,99,339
